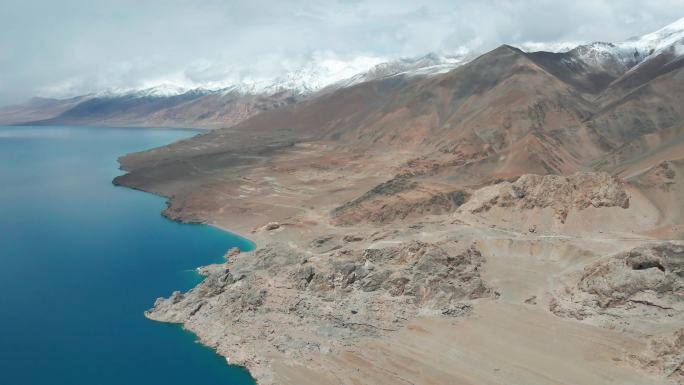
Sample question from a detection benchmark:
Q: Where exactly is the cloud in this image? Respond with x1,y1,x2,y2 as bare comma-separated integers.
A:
1,0,683,105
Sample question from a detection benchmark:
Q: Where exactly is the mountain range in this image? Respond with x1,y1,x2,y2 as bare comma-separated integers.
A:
4,19,684,131
0,52,467,128
110,16,684,385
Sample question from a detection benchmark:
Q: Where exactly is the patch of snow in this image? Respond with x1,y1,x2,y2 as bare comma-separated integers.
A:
95,53,466,99
675,42,684,58
620,16,684,56
135,84,192,97
94,17,684,101
96,84,196,98
262,54,388,94
571,16,684,70
331,52,469,89
516,41,583,53
516,16,684,71
99,54,389,98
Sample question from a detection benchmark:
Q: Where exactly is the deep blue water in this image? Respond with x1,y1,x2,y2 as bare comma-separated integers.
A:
0,126,256,385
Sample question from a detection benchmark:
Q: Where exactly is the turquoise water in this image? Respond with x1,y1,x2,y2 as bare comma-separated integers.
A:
0,126,256,385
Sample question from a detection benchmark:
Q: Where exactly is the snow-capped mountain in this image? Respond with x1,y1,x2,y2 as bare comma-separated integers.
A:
527,16,684,73
619,16,684,60
3,16,684,129
96,84,213,98
103,14,684,102
231,52,469,95
0,52,471,128
247,56,388,95
95,55,390,99
95,52,468,100
330,52,469,90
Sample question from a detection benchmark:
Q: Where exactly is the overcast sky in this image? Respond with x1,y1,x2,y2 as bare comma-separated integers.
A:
1,0,684,106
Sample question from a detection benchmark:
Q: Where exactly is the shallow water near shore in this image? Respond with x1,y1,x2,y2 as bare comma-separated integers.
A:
0,126,255,385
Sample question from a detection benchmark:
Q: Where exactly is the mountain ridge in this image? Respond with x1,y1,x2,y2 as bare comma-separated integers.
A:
4,17,683,129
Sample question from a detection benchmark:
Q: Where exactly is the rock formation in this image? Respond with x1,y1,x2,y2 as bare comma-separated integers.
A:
461,172,630,223
147,241,492,383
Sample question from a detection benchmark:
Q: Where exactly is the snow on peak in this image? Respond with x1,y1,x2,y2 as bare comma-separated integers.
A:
568,17,684,71
609,16,684,67
96,83,196,98
370,52,466,76
215,54,388,96
134,84,192,97
263,55,388,94
91,17,684,102
332,52,468,89
94,52,461,99
516,17,684,71
95,54,390,98
624,16,684,53
515,41,582,53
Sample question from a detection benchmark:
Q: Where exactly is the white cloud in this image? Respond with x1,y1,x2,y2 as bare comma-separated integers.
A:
1,0,683,105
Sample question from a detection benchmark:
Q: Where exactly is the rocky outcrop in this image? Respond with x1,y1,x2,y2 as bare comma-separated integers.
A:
332,177,469,225
633,329,684,383
460,172,629,222
550,242,684,322
550,242,684,382
146,240,492,383
632,161,680,190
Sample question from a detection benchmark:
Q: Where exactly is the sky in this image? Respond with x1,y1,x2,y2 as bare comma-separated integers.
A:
1,0,684,106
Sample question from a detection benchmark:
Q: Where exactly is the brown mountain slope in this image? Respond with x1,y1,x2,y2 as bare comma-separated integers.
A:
146,90,300,128
115,41,684,234
589,59,684,149
597,47,684,106
0,96,92,125
26,90,302,129
118,45,609,188
221,46,598,155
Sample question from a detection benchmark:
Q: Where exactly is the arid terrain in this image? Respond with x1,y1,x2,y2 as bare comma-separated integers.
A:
113,22,684,385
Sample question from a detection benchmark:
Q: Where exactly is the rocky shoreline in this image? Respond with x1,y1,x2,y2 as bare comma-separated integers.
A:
146,240,491,383
128,169,684,385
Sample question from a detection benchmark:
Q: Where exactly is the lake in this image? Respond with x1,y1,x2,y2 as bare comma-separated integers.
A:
0,126,256,385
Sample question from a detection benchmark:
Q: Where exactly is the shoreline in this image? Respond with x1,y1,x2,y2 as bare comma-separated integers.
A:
14,122,212,132
112,175,258,248
113,175,261,382
111,173,260,380
0,124,265,385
